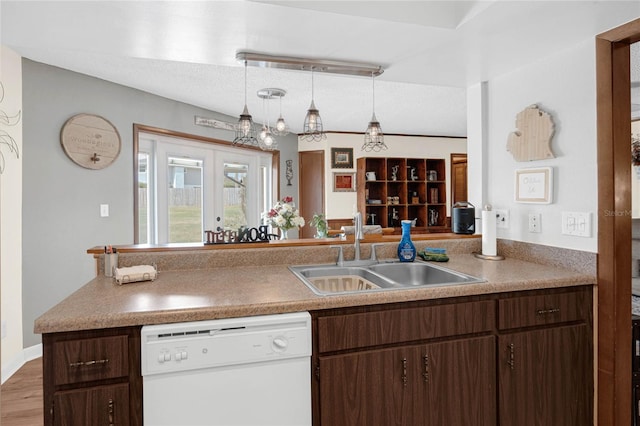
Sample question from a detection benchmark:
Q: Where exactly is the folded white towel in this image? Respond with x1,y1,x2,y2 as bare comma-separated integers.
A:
114,265,157,285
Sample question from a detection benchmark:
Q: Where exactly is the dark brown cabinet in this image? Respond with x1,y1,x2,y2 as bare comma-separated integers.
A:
497,288,593,426
312,286,593,426
312,299,497,426
53,383,129,426
498,325,591,426
43,327,142,426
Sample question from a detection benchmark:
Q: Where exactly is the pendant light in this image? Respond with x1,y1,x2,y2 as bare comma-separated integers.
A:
233,61,258,146
362,72,387,152
273,94,289,136
302,68,326,142
258,96,277,151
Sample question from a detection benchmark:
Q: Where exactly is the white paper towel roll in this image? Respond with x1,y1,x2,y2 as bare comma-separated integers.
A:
482,210,497,256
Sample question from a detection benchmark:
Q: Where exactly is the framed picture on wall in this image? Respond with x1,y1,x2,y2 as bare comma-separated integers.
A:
331,148,354,169
515,167,553,204
333,172,356,192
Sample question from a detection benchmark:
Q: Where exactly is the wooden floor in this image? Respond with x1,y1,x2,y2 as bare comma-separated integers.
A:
1,358,44,426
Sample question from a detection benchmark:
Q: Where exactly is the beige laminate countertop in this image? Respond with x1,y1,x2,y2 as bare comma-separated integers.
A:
34,253,595,335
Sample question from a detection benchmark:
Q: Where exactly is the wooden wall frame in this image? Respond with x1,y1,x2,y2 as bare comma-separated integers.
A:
596,17,640,426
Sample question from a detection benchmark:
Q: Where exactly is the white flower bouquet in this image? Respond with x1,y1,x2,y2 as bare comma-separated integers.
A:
262,196,305,237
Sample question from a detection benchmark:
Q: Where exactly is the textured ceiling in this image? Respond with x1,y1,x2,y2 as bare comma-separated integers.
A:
2,1,640,136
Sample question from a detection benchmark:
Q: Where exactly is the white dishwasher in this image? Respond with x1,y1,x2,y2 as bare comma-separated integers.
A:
141,312,311,426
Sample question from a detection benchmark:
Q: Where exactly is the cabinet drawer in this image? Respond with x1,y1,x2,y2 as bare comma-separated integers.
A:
53,335,129,386
317,300,495,353
54,383,129,426
498,288,591,330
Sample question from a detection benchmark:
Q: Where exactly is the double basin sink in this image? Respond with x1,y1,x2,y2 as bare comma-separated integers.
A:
289,260,484,296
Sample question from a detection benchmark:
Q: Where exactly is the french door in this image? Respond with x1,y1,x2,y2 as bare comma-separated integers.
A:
138,132,272,244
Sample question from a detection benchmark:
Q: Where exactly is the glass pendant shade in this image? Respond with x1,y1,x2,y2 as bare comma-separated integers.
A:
258,127,278,151
273,95,289,136
274,116,288,135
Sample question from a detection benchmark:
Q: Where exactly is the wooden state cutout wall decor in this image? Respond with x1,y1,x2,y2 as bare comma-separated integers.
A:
60,114,121,170
506,104,555,162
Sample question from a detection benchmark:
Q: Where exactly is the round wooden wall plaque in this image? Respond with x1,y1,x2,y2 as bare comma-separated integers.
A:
60,114,121,170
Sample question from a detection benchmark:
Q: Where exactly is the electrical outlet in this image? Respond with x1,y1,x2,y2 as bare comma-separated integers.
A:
495,209,509,229
1,320,7,340
528,213,541,233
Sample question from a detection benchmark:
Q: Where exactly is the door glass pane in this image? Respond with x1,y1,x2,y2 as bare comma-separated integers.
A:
168,157,203,243
224,163,248,230
138,152,149,244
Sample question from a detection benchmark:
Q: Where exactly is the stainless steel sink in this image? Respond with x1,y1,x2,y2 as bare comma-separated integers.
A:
368,262,483,287
289,261,483,296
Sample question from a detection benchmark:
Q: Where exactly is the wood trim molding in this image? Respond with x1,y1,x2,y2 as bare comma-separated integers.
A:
596,17,640,426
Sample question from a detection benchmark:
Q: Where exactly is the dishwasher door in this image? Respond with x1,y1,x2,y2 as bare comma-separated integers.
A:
141,312,311,426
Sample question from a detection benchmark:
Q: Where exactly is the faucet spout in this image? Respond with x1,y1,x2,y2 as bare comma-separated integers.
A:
353,212,364,261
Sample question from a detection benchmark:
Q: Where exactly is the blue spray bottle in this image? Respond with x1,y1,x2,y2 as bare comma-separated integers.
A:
397,220,416,262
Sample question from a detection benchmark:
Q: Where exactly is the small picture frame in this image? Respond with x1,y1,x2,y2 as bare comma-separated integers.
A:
331,147,354,169
515,167,553,204
333,172,356,192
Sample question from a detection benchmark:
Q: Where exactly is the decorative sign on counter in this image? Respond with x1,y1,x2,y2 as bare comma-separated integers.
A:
204,225,276,244
60,113,121,169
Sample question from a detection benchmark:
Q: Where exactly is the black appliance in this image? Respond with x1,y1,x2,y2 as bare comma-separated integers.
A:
452,202,475,234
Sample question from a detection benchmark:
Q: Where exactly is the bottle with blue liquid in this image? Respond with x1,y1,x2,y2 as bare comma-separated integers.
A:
397,220,416,262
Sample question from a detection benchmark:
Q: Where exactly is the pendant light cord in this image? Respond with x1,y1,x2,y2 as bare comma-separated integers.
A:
371,72,375,116
244,60,248,106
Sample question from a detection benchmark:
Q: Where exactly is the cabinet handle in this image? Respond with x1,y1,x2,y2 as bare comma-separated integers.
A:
401,357,408,387
422,355,429,383
68,358,109,368
536,307,560,315
507,343,515,370
108,398,114,426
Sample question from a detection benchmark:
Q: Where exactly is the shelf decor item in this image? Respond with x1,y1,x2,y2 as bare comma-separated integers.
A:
262,196,305,239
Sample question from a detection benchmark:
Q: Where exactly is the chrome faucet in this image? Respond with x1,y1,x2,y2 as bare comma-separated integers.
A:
353,211,364,261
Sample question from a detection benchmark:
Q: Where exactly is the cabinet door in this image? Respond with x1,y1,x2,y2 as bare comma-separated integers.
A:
423,335,496,426
318,346,420,426
498,324,592,426
54,383,129,426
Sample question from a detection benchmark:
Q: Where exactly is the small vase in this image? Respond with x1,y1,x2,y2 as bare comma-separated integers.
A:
280,229,289,240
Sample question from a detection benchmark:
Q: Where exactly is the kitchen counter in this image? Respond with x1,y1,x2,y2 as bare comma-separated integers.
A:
34,251,595,334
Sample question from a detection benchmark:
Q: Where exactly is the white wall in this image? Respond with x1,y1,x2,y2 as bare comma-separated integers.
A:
1,45,24,378
298,133,467,220
477,39,597,252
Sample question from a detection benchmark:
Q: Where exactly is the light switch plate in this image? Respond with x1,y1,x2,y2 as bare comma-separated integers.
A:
100,204,109,217
561,212,592,237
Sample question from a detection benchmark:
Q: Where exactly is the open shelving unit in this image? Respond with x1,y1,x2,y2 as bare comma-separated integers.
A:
356,157,448,232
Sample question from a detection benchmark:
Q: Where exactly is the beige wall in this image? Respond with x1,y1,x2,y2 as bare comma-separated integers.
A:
299,133,467,220
1,45,24,381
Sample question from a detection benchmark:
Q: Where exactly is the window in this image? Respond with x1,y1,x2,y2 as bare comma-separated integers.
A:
135,129,275,244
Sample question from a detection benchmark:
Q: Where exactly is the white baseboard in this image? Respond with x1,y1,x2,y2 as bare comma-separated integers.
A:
1,344,42,384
